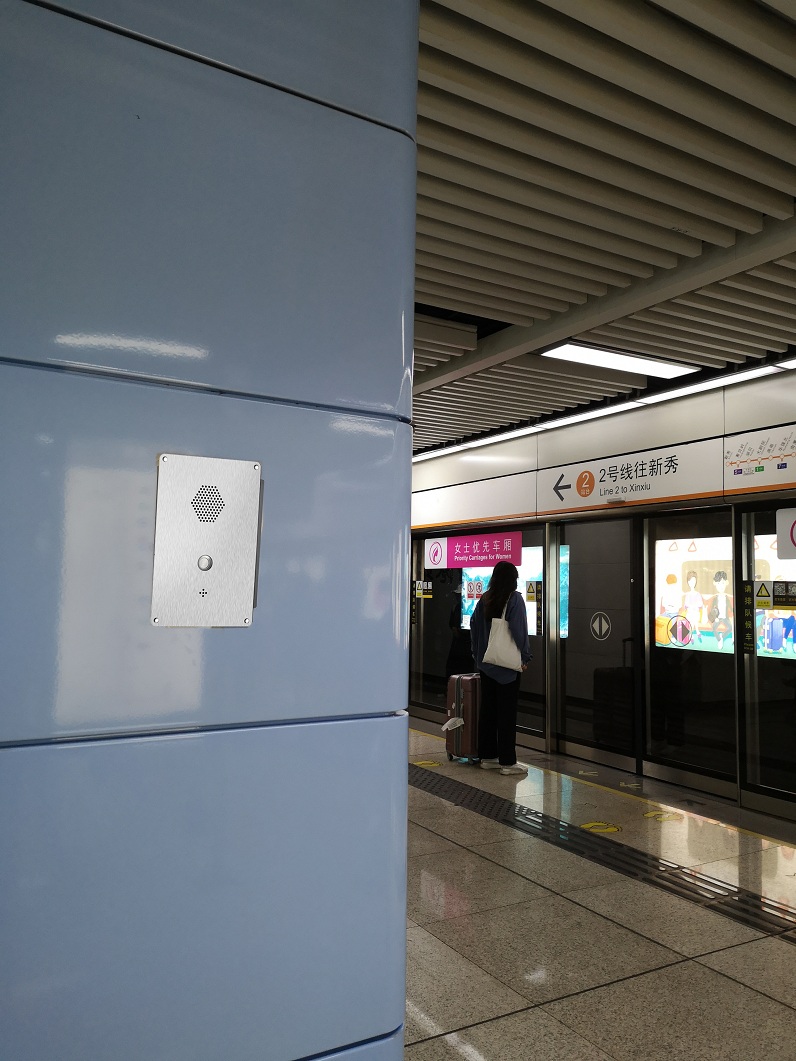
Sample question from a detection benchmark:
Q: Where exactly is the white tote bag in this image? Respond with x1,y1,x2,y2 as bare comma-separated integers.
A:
481,598,523,671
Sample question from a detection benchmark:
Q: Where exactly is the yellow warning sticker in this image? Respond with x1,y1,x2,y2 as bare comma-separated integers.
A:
580,821,622,833
643,810,684,823
413,760,441,768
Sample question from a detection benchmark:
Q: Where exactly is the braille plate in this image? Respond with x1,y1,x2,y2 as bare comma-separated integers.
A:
150,454,262,627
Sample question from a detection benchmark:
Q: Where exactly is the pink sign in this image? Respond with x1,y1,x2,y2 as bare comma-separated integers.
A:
424,531,521,569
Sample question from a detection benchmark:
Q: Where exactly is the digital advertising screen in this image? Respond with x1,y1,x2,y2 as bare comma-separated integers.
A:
753,534,796,660
654,536,733,653
462,546,542,632
461,546,570,638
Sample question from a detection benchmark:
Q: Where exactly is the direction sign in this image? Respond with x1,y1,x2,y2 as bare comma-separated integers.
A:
538,438,722,515
591,612,611,640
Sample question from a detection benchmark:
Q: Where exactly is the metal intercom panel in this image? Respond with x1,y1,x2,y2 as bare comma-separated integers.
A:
150,454,262,628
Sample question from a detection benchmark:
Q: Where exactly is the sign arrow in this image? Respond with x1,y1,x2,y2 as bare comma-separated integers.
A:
553,473,571,502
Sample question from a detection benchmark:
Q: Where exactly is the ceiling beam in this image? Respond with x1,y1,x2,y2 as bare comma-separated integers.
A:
413,214,796,394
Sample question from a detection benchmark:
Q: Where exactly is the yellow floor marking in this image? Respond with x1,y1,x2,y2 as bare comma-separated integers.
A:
407,728,792,848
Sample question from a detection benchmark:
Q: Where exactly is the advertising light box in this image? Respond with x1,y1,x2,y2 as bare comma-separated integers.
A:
654,536,734,653
752,534,796,659
461,545,570,638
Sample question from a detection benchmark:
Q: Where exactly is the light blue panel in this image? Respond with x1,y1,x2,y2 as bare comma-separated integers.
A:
0,363,411,743
0,715,408,1061
0,1,414,418
50,0,419,136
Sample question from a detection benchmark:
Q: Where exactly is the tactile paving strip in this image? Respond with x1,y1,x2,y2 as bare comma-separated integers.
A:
409,764,796,942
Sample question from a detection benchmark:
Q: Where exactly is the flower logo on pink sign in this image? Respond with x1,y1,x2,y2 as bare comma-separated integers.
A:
428,541,444,566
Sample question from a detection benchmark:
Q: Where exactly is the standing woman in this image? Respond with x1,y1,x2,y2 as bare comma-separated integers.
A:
470,560,531,775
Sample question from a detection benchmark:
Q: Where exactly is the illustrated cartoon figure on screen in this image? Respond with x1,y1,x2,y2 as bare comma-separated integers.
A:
707,570,733,649
659,573,680,618
682,570,703,644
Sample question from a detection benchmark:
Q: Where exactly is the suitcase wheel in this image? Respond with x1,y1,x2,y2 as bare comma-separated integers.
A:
447,753,454,761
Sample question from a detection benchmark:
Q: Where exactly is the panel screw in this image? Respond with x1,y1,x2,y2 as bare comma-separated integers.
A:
161,456,168,462
253,463,260,471
244,618,250,625
153,617,159,624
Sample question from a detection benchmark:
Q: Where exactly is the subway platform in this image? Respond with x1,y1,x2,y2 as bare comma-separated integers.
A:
405,721,796,1059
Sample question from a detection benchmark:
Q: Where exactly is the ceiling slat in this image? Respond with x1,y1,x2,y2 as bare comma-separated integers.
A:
416,216,633,287
418,12,796,192
533,0,796,127
416,232,609,294
417,172,683,267
418,144,701,254
433,0,796,162
418,84,771,229
417,194,654,278
416,249,589,304
418,117,738,245
416,264,571,313
418,38,794,213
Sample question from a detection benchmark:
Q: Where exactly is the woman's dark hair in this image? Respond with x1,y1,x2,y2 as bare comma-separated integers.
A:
482,561,519,620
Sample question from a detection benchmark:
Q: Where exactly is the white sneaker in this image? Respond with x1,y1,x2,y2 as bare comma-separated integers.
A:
500,764,528,776
479,759,501,770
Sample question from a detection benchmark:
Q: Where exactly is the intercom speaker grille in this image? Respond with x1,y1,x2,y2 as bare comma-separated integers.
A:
192,485,225,522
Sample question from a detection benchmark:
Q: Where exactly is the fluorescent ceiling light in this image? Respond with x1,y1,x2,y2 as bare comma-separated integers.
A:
55,333,209,359
638,364,782,404
778,356,796,369
542,342,695,379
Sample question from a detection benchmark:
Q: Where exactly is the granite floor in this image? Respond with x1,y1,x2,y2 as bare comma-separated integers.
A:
405,723,796,1060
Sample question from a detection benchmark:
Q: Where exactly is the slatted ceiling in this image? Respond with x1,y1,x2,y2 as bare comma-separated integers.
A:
417,191,656,281
579,327,755,366
416,265,571,315
412,0,796,454
587,316,770,358
655,299,796,343
416,251,590,305
416,233,610,295
545,0,796,128
659,0,796,75
418,118,737,247
444,0,796,163
418,171,683,271
752,269,796,294
722,275,796,306
418,43,790,222
419,11,791,196
418,146,700,257
630,309,789,353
